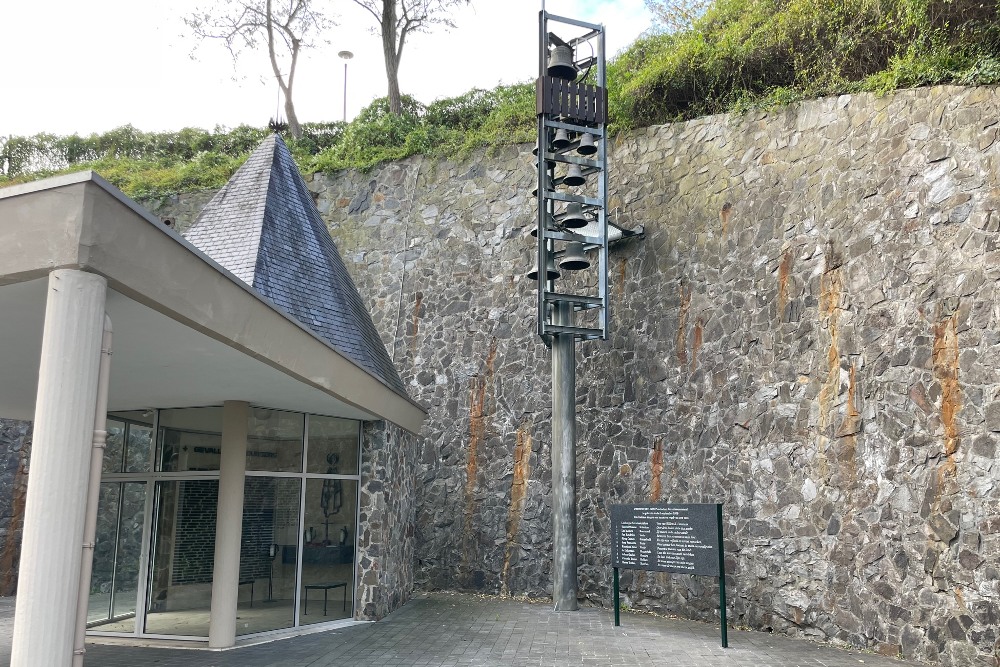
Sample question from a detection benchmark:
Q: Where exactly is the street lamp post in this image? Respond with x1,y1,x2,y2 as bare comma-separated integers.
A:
338,50,354,122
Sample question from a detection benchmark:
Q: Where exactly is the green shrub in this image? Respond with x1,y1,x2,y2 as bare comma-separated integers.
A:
4,0,1000,199
609,0,1000,127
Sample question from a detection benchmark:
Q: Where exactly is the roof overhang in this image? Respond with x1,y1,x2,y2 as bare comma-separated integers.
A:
0,172,426,434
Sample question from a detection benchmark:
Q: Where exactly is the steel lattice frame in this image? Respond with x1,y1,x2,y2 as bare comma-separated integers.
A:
535,11,608,342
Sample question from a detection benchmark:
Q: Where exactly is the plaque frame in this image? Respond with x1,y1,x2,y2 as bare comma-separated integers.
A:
610,502,728,648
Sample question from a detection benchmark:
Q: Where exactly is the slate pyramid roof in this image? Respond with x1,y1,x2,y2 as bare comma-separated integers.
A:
184,135,406,394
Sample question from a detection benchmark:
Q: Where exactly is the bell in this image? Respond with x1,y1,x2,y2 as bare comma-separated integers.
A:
559,242,591,271
547,45,578,81
562,203,589,229
562,164,586,187
577,133,597,156
526,255,561,281
552,129,571,151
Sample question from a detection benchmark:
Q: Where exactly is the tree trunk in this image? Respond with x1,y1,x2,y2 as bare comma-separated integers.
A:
285,96,302,138
382,0,401,114
386,59,401,115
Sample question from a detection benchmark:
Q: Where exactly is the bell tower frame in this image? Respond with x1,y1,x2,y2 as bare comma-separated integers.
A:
532,10,608,612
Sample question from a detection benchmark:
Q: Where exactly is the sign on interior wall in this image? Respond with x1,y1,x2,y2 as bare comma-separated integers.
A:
610,503,728,647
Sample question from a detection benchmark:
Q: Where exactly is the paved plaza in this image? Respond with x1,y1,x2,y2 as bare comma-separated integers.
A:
0,592,923,666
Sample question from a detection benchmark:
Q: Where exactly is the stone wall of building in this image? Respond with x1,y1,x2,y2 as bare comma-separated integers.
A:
356,420,418,620
0,419,30,596
160,84,996,666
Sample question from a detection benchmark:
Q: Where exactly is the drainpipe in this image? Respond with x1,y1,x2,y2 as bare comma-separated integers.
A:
73,314,112,667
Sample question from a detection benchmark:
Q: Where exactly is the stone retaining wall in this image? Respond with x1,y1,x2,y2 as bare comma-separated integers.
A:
4,84,1000,664
250,85,997,666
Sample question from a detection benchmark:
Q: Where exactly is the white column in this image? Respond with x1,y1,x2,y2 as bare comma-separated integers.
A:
11,270,107,667
208,400,249,648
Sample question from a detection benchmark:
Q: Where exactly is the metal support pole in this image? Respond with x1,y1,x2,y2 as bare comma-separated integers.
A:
343,62,348,123
551,301,578,611
613,567,620,626
717,503,728,648
73,315,113,667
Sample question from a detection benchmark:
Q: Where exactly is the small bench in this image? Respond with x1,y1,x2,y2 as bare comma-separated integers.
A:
303,581,347,616
239,578,255,607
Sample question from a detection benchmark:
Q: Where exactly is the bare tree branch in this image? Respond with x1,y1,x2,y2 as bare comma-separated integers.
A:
185,0,334,137
349,0,471,114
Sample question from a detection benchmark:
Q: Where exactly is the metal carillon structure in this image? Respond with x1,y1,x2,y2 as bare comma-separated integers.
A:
530,9,608,612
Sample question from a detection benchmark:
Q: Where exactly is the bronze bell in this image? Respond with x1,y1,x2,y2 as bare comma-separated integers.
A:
559,242,591,271
577,133,597,156
526,255,561,281
547,45,578,81
563,164,585,187
552,128,571,151
562,203,589,229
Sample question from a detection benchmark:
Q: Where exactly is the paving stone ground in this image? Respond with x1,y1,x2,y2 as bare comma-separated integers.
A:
0,592,924,666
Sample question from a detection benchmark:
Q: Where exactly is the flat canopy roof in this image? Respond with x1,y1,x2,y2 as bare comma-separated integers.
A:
0,172,426,433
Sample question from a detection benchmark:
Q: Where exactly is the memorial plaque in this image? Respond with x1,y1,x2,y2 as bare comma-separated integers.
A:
611,503,721,576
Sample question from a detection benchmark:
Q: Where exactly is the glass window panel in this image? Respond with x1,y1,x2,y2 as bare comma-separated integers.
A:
145,479,219,637
157,408,223,472
102,420,125,474
246,409,303,473
306,416,360,476
87,481,145,633
236,477,301,635
125,424,153,473
88,483,121,625
300,478,357,624
112,482,146,622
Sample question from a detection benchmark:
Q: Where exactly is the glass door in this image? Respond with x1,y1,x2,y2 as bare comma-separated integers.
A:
88,414,153,633
87,481,146,632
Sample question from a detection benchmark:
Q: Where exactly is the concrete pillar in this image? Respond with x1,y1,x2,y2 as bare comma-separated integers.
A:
208,401,249,648
551,302,578,611
11,269,107,667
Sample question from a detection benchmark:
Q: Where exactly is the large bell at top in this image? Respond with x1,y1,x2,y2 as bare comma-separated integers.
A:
559,242,591,271
547,44,578,81
562,164,586,187
577,133,598,156
526,255,561,281
562,202,589,229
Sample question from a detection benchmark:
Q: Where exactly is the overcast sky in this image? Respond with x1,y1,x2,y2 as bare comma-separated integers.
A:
4,0,653,138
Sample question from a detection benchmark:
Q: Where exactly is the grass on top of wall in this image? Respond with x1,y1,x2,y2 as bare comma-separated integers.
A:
3,0,999,199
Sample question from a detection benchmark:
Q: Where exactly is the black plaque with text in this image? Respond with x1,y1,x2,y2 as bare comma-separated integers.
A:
611,503,721,576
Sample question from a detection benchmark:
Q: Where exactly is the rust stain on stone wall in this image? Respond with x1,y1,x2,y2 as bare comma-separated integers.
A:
677,285,692,366
691,318,704,371
650,437,664,502
933,312,961,485
462,338,498,586
501,421,532,595
777,249,794,320
818,267,843,435
720,202,733,236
